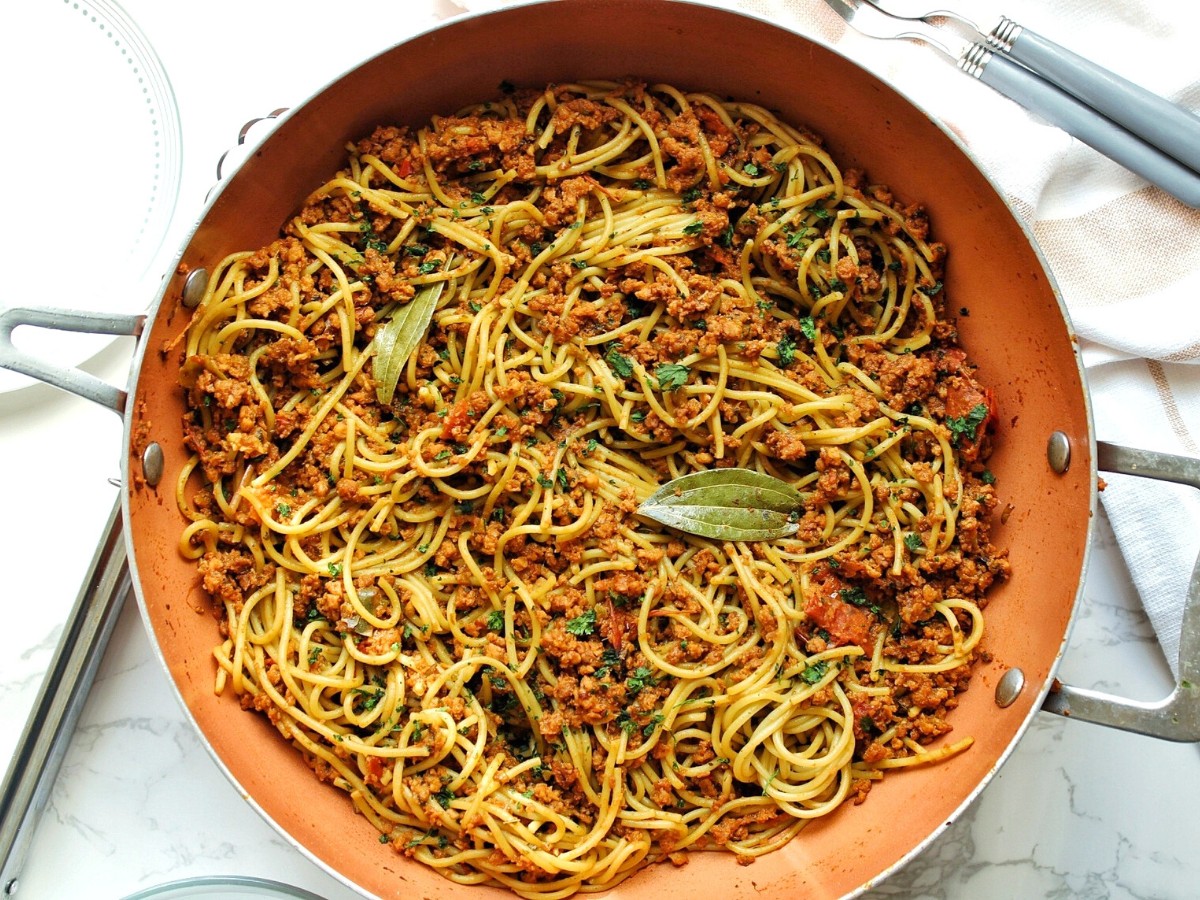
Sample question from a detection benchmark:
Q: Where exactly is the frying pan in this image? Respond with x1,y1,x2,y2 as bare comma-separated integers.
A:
2,2,1197,897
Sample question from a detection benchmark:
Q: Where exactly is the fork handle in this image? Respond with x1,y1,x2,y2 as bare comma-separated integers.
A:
975,50,1200,207
998,24,1200,174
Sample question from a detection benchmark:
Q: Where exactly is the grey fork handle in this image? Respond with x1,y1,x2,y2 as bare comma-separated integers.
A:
977,51,1200,207
1005,26,1200,175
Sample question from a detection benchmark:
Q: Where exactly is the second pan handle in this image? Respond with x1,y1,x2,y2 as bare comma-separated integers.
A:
1040,442,1200,741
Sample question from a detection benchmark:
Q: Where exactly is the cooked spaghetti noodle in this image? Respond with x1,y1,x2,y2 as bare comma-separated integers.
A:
177,81,1009,896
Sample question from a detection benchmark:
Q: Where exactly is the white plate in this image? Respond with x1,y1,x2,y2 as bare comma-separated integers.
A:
0,0,181,394
122,876,327,899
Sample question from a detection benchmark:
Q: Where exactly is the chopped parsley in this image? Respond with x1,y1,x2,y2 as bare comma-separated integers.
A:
642,712,665,736
786,227,812,249
743,162,760,177
626,666,656,695
682,221,704,236
839,586,869,606
946,402,989,444
536,473,554,490
777,334,797,367
799,316,818,341
486,609,505,632
605,347,634,378
595,647,622,679
904,533,924,553
840,585,886,618
433,788,455,809
328,562,342,578
980,469,997,485
800,661,829,685
565,608,597,638
353,687,382,711
655,362,690,392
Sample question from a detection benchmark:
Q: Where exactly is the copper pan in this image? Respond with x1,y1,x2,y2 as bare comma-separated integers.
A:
2,1,1197,897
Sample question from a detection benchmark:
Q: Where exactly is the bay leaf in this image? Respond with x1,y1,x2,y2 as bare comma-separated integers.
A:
373,280,445,405
637,468,803,541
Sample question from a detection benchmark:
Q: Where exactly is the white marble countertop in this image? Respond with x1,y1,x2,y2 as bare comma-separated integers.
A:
2,1,1197,899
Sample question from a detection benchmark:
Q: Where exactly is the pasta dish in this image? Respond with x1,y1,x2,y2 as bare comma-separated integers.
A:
176,80,1009,896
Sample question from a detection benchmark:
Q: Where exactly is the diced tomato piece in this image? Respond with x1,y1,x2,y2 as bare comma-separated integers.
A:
803,568,876,649
944,378,996,463
441,399,472,441
395,157,414,178
364,755,385,788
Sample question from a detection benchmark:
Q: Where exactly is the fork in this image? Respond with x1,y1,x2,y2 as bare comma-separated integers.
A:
824,0,1200,207
872,1,1200,173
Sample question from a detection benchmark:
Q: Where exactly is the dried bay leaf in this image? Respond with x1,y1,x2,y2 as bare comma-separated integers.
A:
636,468,803,541
373,280,445,405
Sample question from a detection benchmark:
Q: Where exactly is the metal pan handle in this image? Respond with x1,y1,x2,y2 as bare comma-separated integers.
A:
1040,441,1200,741
0,307,145,414
0,500,129,895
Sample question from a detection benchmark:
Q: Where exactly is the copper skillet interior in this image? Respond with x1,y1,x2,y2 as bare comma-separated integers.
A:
124,1,1093,897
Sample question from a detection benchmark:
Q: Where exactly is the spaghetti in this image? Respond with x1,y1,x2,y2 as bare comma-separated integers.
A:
177,81,1009,896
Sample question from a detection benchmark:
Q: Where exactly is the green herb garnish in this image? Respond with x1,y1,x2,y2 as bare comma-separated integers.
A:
777,334,797,367
565,608,597,638
655,362,690,392
946,403,989,444
605,347,634,378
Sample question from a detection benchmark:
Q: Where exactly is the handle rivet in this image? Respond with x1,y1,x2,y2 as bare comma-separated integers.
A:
995,667,1025,708
142,442,164,488
1047,431,1071,474
5,878,18,895
182,268,208,309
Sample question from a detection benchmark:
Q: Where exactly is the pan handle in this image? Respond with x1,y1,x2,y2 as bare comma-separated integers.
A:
0,499,129,894
0,307,145,413
1040,441,1200,741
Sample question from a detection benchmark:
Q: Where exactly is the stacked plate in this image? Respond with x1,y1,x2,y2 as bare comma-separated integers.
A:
0,0,182,396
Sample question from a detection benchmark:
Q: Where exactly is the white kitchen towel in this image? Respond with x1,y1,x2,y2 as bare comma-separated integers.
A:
452,0,1200,676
